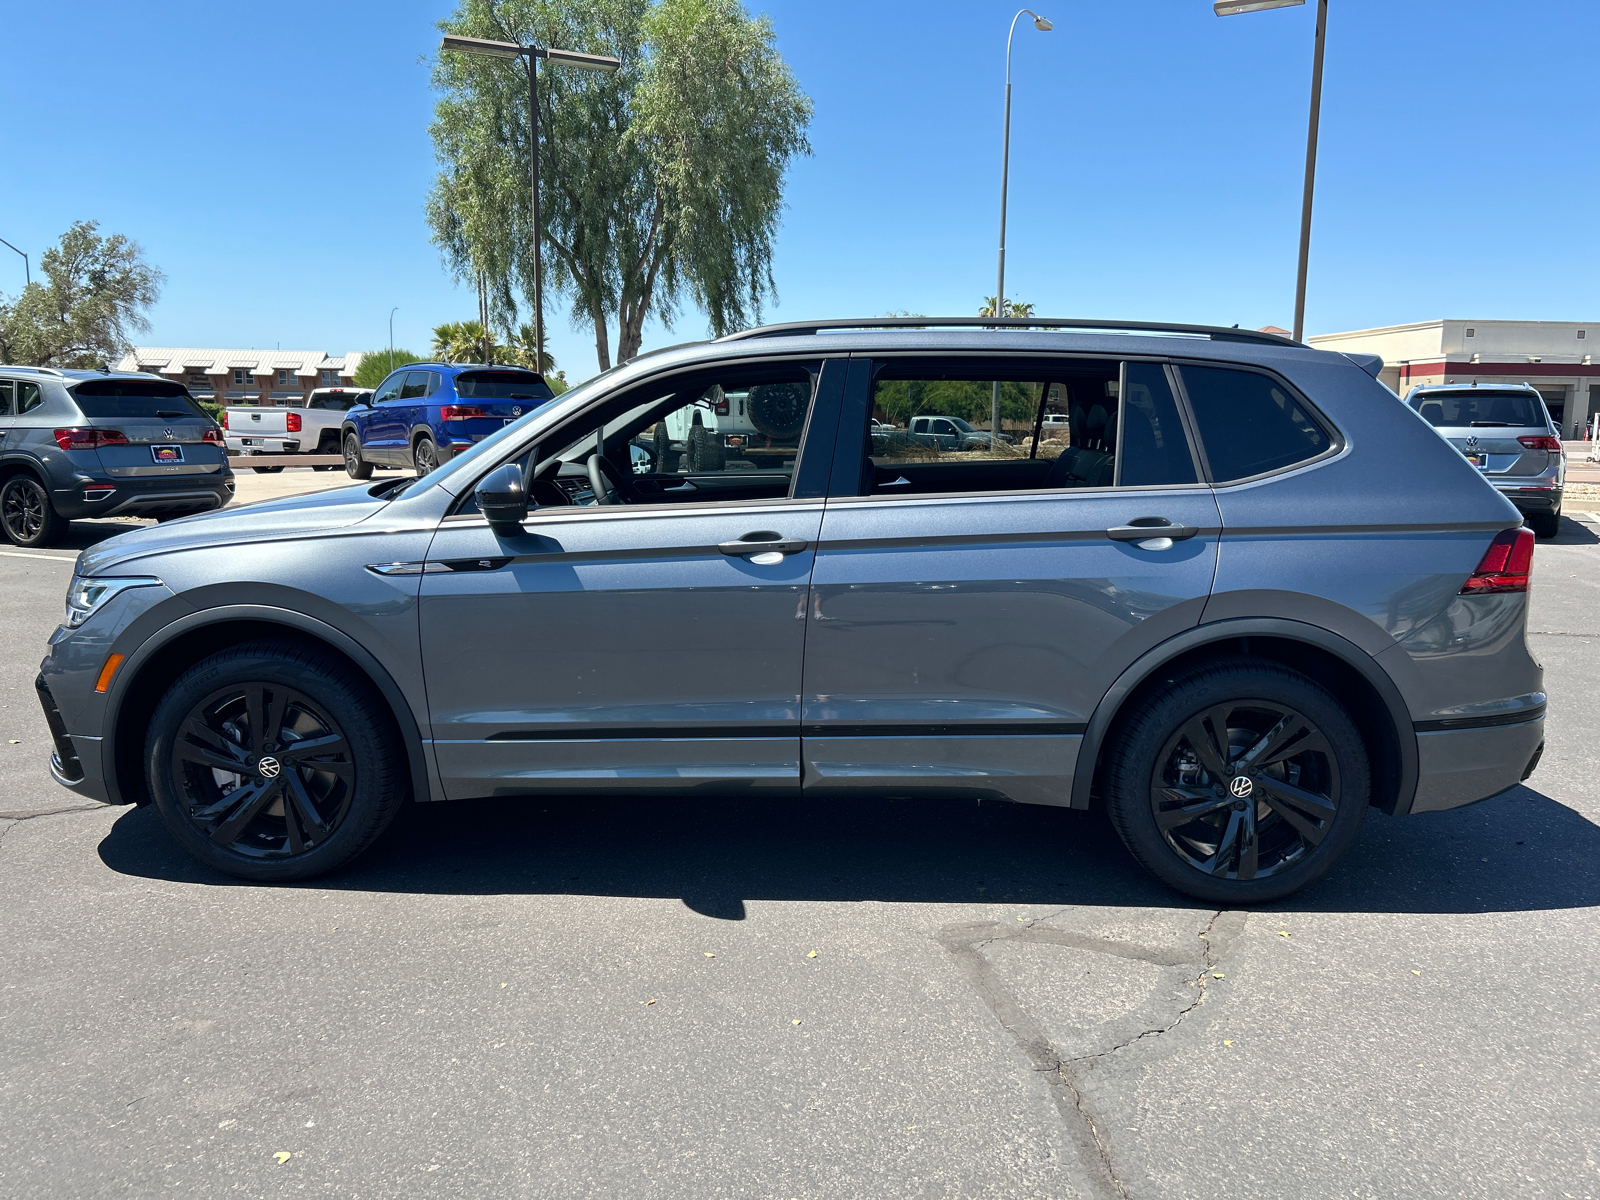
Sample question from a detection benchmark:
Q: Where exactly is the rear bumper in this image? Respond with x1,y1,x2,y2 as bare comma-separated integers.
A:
1409,716,1545,813
1491,481,1562,514
228,437,300,453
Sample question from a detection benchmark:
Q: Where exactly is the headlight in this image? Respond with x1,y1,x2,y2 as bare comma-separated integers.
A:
64,576,162,629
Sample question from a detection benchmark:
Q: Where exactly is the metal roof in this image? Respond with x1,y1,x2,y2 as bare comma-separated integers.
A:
116,348,364,377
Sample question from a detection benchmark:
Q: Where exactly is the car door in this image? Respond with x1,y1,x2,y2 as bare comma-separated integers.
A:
362,372,408,462
801,354,1221,807
417,357,847,799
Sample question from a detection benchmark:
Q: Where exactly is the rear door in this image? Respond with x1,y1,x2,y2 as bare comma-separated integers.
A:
418,358,845,800
801,355,1220,807
66,380,225,481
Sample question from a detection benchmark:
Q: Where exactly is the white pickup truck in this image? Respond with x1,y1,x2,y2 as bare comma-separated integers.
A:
223,388,371,473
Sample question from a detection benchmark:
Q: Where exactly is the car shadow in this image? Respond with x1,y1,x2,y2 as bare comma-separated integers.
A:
97,784,1600,918
1548,515,1600,546
58,520,152,549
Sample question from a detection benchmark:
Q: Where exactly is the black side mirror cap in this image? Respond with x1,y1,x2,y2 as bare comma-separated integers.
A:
475,463,531,531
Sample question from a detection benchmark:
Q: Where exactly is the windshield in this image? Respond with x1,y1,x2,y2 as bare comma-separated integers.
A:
1411,391,1547,428
70,380,208,419
950,417,975,432
454,370,554,401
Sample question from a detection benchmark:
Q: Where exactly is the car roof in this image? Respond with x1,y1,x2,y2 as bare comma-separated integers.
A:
402,362,544,375
1409,382,1542,394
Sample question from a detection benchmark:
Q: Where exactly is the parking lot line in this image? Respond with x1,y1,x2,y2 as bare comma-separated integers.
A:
0,550,78,563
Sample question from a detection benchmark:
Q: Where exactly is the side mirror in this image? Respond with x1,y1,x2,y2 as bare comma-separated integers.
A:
475,463,530,532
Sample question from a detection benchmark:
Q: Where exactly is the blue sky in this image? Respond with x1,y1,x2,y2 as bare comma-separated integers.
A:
3,0,1595,379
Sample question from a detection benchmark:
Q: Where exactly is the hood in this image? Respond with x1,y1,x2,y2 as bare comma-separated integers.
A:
78,482,396,576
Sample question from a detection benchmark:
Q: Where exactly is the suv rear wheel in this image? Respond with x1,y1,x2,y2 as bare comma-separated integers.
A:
413,436,439,476
0,475,66,548
1104,660,1369,904
1527,512,1560,539
144,641,405,882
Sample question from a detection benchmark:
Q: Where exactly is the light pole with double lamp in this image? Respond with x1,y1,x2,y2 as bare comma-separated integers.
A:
992,9,1052,447
1214,0,1326,342
439,34,621,375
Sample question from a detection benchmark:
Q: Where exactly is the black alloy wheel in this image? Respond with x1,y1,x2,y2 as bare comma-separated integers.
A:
146,642,403,881
1105,660,1369,904
344,433,372,479
0,475,65,547
414,437,439,476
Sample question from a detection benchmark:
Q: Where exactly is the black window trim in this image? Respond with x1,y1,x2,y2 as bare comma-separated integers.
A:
1167,357,1345,487
828,350,1212,503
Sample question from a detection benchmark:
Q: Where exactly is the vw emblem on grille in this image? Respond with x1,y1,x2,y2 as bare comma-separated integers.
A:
1465,436,1479,450
1228,775,1254,799
257,756,282,779
512,406,522,416
163,427,174,439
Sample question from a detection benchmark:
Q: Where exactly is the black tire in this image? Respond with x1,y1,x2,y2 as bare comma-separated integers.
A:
413,436,439,476
0,475,66,547
746,381,809,440
653,423,679,474
687,425,725,472
1104,660,1369,904
344,433,373,480
250,459,285,475
1528,512,1560,539
144,640,406,882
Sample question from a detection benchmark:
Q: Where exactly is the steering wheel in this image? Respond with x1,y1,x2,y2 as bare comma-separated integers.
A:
587,452,635,505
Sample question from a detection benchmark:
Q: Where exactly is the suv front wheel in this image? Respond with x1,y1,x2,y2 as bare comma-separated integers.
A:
344,432,373,480
1104,660,1369,904
144,641,405,881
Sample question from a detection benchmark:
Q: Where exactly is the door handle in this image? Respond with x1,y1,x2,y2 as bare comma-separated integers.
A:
1106,518,1199,543
718,531,810,557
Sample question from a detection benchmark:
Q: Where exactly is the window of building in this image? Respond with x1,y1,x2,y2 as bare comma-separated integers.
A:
277,369,294,386
1178,366,1331,482
1465,328,1476,337
319,369,338,386
232,369,252,385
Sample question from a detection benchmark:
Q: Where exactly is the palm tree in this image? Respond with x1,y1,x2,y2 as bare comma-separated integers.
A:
430,320,495,363
504,324,556,375
978,298,1035,318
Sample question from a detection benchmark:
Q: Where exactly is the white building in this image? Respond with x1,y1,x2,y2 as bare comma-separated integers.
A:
113,347,365,405
1307,320,1597,439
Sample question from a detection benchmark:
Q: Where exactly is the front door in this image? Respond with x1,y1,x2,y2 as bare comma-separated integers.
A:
418,358,845,798
801,355,1221,807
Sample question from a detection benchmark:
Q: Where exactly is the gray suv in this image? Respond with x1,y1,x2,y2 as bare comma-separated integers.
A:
34,319,1546,904
1407,382,1565,538
0,367,233,546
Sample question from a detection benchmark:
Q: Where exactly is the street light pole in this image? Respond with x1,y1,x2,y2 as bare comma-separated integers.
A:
1214,0,1327,342
388,307,398,375
0,237,29,287
992,9,1052,445
440,35,620,378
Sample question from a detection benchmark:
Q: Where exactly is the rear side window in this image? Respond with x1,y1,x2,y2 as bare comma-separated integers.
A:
455,370,555,401
1120,363,1197,487
1410,390,1546,428
69,379,206,419
1179,366,1330,482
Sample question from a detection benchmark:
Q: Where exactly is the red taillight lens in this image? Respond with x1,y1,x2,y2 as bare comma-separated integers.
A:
1460,528,1535,594
440,404,487,421
202,427,225,445
54,427,129,451
285,411,302,433
1517,435,1562,452
713,398,729,416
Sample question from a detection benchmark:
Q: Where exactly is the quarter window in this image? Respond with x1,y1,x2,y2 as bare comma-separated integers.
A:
1178,365,1330,482
0,380,12,414
17,381,42,413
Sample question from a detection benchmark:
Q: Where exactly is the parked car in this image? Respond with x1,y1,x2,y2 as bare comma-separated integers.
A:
650,380,811,471
37,317,1544,905
224,388,372,473
0,366,232,547
1406,382,1564,538
342,363,555,478
906,414,1011,451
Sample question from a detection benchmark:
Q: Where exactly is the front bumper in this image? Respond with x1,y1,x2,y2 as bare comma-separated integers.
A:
34,673,111,802
1409,716,1545,813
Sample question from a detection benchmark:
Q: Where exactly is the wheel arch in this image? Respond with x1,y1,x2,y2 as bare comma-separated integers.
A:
1073,618,1417,817
105,606,437,810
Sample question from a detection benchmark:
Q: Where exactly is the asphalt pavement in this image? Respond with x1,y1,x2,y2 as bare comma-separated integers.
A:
1,508,1597,1199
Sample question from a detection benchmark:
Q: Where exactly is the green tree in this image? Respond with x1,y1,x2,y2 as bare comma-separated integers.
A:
0,221,163,367
427,0,811,372
978,298,1034,318
352,349,425,389
432,320,498,363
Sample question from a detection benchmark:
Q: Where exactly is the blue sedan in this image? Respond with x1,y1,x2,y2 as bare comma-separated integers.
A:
342,362,556,478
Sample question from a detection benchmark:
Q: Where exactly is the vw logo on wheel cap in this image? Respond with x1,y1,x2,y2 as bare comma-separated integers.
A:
257,756,282,779
1228,775,1254,799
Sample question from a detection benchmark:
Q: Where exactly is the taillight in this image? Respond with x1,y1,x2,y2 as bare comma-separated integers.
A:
202,427,225,445
440,404,486,421
713,398,729,416
1517,435,1562,452
285,411,302,433
54,428,129,451
1460,528,1535,594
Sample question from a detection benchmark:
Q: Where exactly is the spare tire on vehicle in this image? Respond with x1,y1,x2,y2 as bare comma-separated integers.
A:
653,422,679,474
746,382,809,441
687,425,725,472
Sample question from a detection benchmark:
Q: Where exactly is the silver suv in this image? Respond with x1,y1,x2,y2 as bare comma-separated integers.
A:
1408,382,1565,538
35,318,1545,904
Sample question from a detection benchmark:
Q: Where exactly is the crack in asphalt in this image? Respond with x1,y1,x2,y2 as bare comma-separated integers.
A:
0,804,110,854
939,909,1247,1200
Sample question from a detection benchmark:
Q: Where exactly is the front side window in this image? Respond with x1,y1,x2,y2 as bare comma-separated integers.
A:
861,358,1196,497
1179,365,1330,482
372,373,406,404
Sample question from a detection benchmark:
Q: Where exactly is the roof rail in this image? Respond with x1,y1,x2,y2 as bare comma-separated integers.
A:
717,316,1304,348
0,364,66,376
